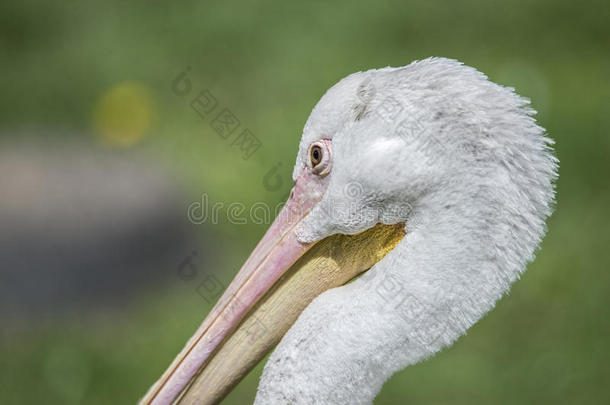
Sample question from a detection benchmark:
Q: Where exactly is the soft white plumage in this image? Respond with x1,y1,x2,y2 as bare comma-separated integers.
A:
255,57,557,404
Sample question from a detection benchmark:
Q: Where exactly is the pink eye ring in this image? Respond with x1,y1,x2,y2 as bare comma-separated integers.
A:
307,140,332,176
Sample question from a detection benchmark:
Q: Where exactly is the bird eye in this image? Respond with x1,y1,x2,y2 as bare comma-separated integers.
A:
307,140,332,176
310,145,322,165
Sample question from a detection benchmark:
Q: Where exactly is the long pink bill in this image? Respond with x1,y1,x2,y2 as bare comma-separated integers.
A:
141,169,329,404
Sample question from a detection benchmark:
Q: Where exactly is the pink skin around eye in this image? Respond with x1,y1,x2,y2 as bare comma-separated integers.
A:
309,139,332,176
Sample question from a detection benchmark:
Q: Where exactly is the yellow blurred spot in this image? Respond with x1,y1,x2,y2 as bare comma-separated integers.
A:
93,81,156,147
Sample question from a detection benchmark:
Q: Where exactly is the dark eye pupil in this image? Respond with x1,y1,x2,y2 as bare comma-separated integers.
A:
313,149,320,162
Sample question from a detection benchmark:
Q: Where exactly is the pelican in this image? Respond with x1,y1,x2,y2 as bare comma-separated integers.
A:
142,57,557,404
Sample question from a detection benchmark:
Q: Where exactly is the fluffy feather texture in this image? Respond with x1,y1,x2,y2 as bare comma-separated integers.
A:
255,57,557,404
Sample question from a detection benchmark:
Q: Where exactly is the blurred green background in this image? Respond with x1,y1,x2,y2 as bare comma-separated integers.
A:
1,0,609,404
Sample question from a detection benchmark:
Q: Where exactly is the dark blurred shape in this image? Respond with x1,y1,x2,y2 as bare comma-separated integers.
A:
0,139,198,319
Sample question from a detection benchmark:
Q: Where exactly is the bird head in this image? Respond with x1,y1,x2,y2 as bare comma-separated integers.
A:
142,58,557,404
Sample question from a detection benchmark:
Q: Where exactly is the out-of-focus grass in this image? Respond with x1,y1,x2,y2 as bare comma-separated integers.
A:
1,0,609,403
